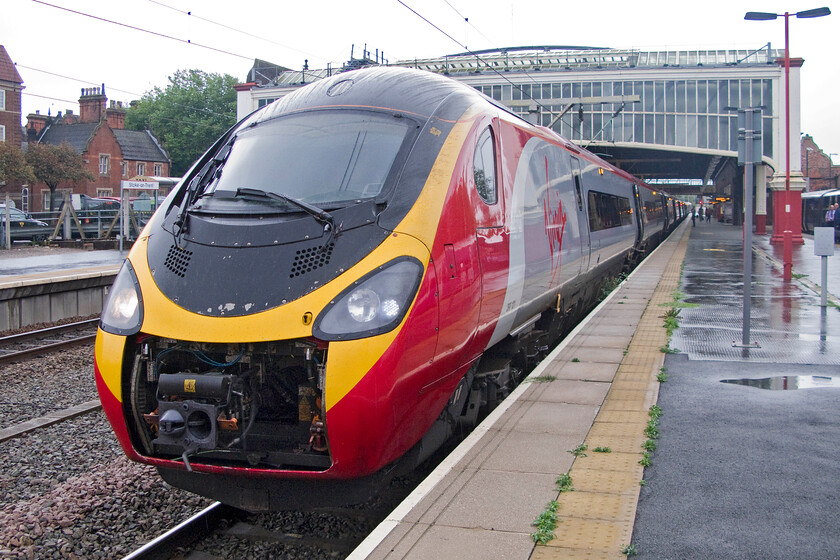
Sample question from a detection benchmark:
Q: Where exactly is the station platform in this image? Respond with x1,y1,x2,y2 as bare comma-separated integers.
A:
350,218,840,559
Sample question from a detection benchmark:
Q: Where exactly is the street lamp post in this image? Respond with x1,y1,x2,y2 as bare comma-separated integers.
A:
745,7,831,281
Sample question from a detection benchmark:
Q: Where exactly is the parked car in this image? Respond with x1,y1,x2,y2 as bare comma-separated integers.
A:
0,205,50,242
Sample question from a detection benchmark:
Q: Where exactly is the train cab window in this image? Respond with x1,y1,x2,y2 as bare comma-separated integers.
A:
473,127,497,205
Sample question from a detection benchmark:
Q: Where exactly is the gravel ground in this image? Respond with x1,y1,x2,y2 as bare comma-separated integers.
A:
0,338,214,559
0,346,98,426
0,409,213,559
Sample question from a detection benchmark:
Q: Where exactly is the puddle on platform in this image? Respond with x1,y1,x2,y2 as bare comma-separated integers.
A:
721,376,840,390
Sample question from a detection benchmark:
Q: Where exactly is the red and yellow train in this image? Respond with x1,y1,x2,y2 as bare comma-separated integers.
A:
95,67,684,510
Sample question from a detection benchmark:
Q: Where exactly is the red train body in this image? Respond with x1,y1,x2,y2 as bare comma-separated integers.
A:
95,67,684,510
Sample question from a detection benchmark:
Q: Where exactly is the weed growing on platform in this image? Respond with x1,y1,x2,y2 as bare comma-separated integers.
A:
642,439,657,452
555,473,574,492
569,444,588,457
528,374,556,383
648,405,662,420
530,500,560,544
638,452,652,467
593,446,612,453
792,272,807,279
639,479,647,486
622,543,639,557
571,357,580,362
659,345,680,354
644,419,660,439
657,367,668,382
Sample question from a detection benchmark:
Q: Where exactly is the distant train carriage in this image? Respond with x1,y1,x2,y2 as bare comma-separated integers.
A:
802,189,840,235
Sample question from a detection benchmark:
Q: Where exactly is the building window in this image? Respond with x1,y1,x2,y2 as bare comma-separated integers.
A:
21,187,29,212
0,124,5,142
137,162,145,176
97,189,112,197
0,89,5,111
121,161,127,177
154,163,162,176
99,154,110,175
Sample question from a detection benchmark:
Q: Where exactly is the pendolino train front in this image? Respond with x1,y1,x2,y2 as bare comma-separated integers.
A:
95,67,675,510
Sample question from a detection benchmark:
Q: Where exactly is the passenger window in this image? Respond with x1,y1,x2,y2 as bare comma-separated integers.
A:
473,127,497,205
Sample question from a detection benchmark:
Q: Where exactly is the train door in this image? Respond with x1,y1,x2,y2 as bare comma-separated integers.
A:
632,183,644,247
473,122,507,356
570,157,590,273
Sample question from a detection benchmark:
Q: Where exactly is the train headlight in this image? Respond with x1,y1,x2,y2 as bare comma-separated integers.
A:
100,261,144,336
313,257,423,341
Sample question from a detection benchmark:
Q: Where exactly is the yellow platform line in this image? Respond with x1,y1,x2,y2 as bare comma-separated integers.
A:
531,225,691,560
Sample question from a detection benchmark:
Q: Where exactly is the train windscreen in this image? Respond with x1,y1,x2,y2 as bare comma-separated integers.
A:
207,110,412,206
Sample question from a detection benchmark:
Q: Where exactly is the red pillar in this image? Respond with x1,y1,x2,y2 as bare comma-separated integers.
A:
769,189,804,245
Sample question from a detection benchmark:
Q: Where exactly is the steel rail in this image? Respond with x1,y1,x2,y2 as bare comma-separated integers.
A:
0,318,100,345
0,334,97,366
121,502,241,560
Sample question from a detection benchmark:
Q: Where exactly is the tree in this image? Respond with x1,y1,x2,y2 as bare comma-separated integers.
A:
0,141,34,187
26,143,95,211
126,69,238,176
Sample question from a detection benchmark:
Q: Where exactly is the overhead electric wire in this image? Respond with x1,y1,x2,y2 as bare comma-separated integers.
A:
147,0,326,62
441,0,495,45
17,62,233,120
396,0,572,130
30,0,253,61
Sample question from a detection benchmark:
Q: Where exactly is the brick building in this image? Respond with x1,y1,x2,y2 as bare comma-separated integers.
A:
26,86,171,211
802,135,839,191
0,45,25,203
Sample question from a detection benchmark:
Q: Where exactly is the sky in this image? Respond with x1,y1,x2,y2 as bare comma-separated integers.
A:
4,0,839,162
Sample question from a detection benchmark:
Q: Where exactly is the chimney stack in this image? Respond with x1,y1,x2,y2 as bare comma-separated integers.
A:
79,84,107,123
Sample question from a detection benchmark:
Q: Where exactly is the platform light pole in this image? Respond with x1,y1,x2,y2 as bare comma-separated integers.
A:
744,7,831,281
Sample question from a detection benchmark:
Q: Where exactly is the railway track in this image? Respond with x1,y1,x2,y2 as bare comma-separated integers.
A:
123,461,439,559
0,318,99,365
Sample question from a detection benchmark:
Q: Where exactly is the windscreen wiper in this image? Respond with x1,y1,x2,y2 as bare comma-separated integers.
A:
173,136,236,242
234,188,342,250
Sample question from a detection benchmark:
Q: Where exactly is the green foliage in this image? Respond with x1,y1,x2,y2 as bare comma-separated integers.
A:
569,444,588,457
528,374,557,383
638,452,652,467
622,543,639,557
642,439,657,452
555,473,574,492
125,69,238,176
648,405,663,420
571,357,580,363
644,419,660,439
657,367,668,382
599,273,628,300
530,500,560,544
0,142,35,185
26,143,95,210
593,446,612,453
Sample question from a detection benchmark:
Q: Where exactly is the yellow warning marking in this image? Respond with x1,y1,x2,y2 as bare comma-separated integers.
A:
184,379,196,393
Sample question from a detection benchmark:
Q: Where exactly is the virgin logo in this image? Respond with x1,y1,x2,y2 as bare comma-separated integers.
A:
542,157,567,272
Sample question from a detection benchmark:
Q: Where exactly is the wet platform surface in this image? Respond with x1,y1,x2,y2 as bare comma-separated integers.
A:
673,223,840,364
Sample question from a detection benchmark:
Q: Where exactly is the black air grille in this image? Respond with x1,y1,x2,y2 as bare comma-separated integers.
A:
290,244,334,278
164,245,193,277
